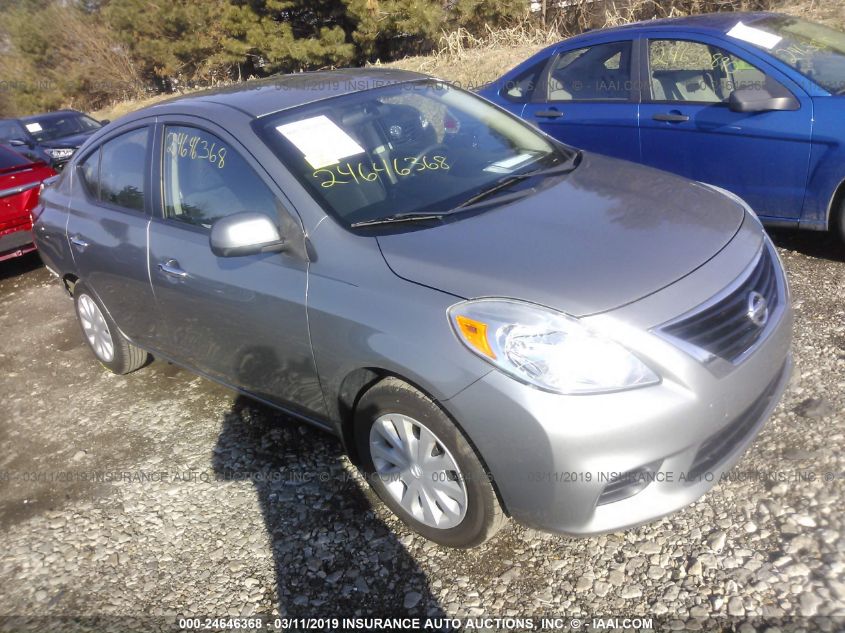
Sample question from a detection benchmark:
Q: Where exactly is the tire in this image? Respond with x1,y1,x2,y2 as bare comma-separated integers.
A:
354,377,506,548
73,282,149,375
836,197,845,245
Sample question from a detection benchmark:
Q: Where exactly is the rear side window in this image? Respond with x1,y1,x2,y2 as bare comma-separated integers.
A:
548,41,633,101
78,127,148,212
99,128,148,212
162,125,278,230
501,59,548,103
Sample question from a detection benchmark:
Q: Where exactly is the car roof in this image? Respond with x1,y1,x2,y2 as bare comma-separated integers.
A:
147,68,430,119
19,109,87,123
578,11,779,38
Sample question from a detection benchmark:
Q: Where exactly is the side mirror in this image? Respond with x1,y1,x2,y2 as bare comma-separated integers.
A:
729,83,799,113
100,119,111,126
8,138,27,147
210,212,286,257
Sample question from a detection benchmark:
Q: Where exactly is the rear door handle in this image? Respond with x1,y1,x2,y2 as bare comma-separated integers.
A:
158,259,189,279
653,113,690,123
70,235,89,249
534,110,564,119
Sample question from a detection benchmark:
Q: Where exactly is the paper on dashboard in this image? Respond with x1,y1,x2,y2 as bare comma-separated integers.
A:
727,21,783,50
276,115,365,169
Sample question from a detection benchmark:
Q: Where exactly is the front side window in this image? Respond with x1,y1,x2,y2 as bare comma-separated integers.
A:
257,81,572,228
162,126,278,230
649,39,768,103
728,16,845,94
547,41,633,101
99,128,148,212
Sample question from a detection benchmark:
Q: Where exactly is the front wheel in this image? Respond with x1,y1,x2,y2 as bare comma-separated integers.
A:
354,377,506,548
73,282,149,375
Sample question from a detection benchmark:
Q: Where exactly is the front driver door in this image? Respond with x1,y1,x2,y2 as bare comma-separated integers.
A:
147,120,326,418
522,38,642,162
638,35,813,221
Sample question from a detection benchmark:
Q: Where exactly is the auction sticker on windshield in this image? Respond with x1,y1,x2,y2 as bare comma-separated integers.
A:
276,115,365,169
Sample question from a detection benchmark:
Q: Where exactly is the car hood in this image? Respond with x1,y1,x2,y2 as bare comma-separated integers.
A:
42,131,97,149
377,152,746,316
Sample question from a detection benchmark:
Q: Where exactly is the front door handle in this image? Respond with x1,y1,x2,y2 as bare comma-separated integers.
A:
158,259,189,279
653,113,690,123
70,235,89,249
534,110,564,119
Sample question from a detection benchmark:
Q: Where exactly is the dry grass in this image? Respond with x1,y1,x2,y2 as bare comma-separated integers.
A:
94,0,842,122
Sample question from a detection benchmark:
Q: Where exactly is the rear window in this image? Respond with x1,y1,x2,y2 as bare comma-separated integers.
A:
0,146,31,170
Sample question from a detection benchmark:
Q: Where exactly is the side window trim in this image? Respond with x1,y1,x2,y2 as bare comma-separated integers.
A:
73,124,154,217
538,39,638,104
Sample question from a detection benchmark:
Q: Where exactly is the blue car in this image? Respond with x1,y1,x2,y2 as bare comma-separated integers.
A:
480,12,845,241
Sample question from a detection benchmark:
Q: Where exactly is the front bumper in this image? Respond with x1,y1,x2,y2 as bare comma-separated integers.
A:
444,232,793,535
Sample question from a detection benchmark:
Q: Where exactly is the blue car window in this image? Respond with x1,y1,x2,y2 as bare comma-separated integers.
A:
162,125,278,230
547,41,633,102
501,59,549,103
649,39,767,103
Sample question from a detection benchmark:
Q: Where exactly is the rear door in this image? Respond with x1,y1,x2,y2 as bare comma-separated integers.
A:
522,37,642,162
147,118,326,417
65,123,157,345
637,33,814,221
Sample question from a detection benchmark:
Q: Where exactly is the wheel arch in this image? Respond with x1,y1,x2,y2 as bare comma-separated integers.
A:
335,366,511,518
61,273,79,297
826,176,845,232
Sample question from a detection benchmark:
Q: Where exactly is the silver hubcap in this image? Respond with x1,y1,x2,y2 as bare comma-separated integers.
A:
77,294,114,363
369,414,467,529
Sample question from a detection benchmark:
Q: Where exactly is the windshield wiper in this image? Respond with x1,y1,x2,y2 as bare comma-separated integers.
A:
350,213,444,228
350,152,581,229
453,154,581,211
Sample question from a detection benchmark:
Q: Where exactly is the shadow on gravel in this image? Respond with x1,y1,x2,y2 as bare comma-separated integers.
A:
768,228,845,263
0,251,43,280
212,395,445,619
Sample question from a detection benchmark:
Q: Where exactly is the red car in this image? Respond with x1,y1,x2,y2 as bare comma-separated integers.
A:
0,145,56,261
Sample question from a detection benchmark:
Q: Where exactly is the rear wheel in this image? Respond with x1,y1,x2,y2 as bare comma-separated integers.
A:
73,282,149,375
836,196,845,245
354,377,505,548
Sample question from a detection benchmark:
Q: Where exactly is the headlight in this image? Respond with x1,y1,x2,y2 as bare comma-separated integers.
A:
45,148,75,160
448,299,659,395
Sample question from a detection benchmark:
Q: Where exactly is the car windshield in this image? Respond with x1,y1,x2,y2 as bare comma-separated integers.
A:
0,119,28,143
257,80,573,227
736,16,845,94
20,112,101,143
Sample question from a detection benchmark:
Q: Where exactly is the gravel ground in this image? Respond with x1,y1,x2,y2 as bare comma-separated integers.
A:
0,230,843,632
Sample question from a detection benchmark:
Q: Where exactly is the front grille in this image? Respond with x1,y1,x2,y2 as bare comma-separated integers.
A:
686,363,786,481
661,245,780,363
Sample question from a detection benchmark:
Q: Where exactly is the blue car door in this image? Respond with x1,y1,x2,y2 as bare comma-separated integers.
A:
637,32,814,222
521,37,642,163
